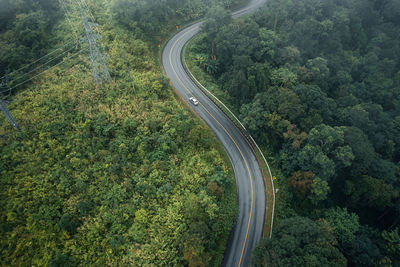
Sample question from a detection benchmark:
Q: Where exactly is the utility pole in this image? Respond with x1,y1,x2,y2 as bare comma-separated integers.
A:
0,100,19,130
0,78,19,129
80,6,111,85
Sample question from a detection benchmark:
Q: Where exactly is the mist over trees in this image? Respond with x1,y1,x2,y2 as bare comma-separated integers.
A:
110,0,236,39
0,0,61,78
190,0,400,265
2,0,399,265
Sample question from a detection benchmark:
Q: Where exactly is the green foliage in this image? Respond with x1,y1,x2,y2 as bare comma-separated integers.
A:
110,0,236,39
58,214,80,235
0,0,242,265
49,253,76,267
189,0,400,263
0,0,61,78
345,175,399,212
309,177,329,205
203,5,231,38
297,144,336,181
252,216,346,266
324,207,360,244
382,228,400,265
292,125,355,180
342,226,382,266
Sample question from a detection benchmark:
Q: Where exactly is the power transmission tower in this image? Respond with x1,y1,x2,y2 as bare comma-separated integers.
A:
80,5,112,85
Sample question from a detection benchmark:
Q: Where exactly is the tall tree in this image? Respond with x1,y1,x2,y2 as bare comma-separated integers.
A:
324,207,360,244
252,216,346,266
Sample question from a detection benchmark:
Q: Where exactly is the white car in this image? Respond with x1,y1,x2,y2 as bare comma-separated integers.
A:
189,97,199,106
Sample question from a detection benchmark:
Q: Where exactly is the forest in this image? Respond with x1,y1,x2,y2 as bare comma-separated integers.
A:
0,0,241,266
187,0,400,265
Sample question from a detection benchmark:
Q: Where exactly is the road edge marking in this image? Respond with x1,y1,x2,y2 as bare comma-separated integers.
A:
168,27,254,267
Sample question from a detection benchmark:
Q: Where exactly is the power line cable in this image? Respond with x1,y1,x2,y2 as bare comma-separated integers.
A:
58,0,80,38
0,0,85,81
62,0,111,85
79,1,112,84
0,37,81,80
81,0,96,23
77,0,102,37
1,48,87,96
6,43,80,84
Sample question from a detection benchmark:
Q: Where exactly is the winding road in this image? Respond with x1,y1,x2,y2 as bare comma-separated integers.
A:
162,0,268,266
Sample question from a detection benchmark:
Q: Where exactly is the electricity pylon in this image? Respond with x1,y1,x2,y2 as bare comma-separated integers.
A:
80,5,112,85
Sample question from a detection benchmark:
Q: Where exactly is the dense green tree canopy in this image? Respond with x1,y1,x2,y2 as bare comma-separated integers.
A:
324,207,360,244
187,0,400,264
252,217,346,266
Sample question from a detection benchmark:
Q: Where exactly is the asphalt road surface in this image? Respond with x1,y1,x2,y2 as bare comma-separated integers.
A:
162,0,267,266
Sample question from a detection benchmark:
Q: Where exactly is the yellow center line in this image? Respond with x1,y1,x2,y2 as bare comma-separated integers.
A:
168,26,254,267
168,27,197,95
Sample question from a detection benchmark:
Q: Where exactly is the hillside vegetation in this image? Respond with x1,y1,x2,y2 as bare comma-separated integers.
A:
0,0,240,266
188,0,400,265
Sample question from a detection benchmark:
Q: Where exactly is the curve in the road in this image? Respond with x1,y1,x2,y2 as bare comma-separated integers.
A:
162,0,267,266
